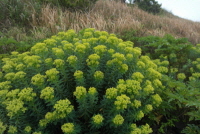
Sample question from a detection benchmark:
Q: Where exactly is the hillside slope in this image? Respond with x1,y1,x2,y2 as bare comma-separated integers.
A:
1,0,200,44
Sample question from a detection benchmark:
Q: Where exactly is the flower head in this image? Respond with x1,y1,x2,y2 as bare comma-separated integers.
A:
92,114,104,125
105,88,118,99
73,86,87,100
31,74,46,86
40,87,54,101
61,123,75,134
112,114,124,126
114,94,131,110
45,68,59,82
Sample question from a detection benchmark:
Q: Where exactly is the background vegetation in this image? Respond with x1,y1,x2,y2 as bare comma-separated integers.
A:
0,0,200,133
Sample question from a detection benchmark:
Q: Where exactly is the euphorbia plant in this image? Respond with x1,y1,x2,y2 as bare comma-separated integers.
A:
0,28,163,134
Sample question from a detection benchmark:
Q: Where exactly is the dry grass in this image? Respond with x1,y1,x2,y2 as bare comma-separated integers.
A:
30,0,200,44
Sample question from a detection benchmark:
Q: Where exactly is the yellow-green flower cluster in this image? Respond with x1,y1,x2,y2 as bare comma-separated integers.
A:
94,45,107,55
190,72,200,80
24,126,32,133
75,44,86,54
94,71,104,81
58,29,76,40
86,54,100,68
8,125,18,134
44,38,57,47
153,79,162,88
31,74,46,87
105,88,118,99
0,121,7,134
63,42,74,52
98,35,107,44
126,53,134,62
45,58,53,66
143,85,154,94
53,59,64,68
41,99,74,125
114,94,131,110
61,123,75,134
106,36,120,47
18,87,36,102
177,73,186,80
6,89,20,100
117,43,127,51
170,68,178,73
92,114,104,125
88,87,97,95
130,124,142,134
130,124,152,134
152,94,162,106
52,48,65,58
147,68,161,79
45,68,59,82
157,66,168,73
2,58,16,72
125,47,141,57
53,99,74,117
137,61,146,69
144,104,153,113
116,80,126,94
74,70,84,80
132,72,144,82
4,71,26,82
31,43,48,55
23,55,41,68
135,110,144,120
40,87,54,101
4,72,15,81
126,80,141,94
118,63,128,74
5,99,27,117
131,99,141,108
0,81,11,90
112,53,126,61
140,124,153,134
141,56,157,69
112,114,124,126
67,55,77,67
83,32,93,38
32,131,42,134
73,86,87,100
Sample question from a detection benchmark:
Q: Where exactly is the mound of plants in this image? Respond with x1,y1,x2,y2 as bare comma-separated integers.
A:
0,28,163,133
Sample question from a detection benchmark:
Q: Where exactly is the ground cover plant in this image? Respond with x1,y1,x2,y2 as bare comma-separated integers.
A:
0,28,163,134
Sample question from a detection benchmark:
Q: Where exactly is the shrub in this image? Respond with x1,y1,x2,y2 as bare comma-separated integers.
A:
0,28,163,133
134,0,161,14
141,42,200,133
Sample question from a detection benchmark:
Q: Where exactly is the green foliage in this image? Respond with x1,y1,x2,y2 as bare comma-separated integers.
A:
135,0,162,14
139,38,200,133
119,29,200,133
182,124,200,134
128,34,196,76
0,28,164,133
0,36,37,54
0,0,41,26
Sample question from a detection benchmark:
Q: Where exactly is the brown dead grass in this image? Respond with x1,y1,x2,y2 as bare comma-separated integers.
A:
31,0,200,44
